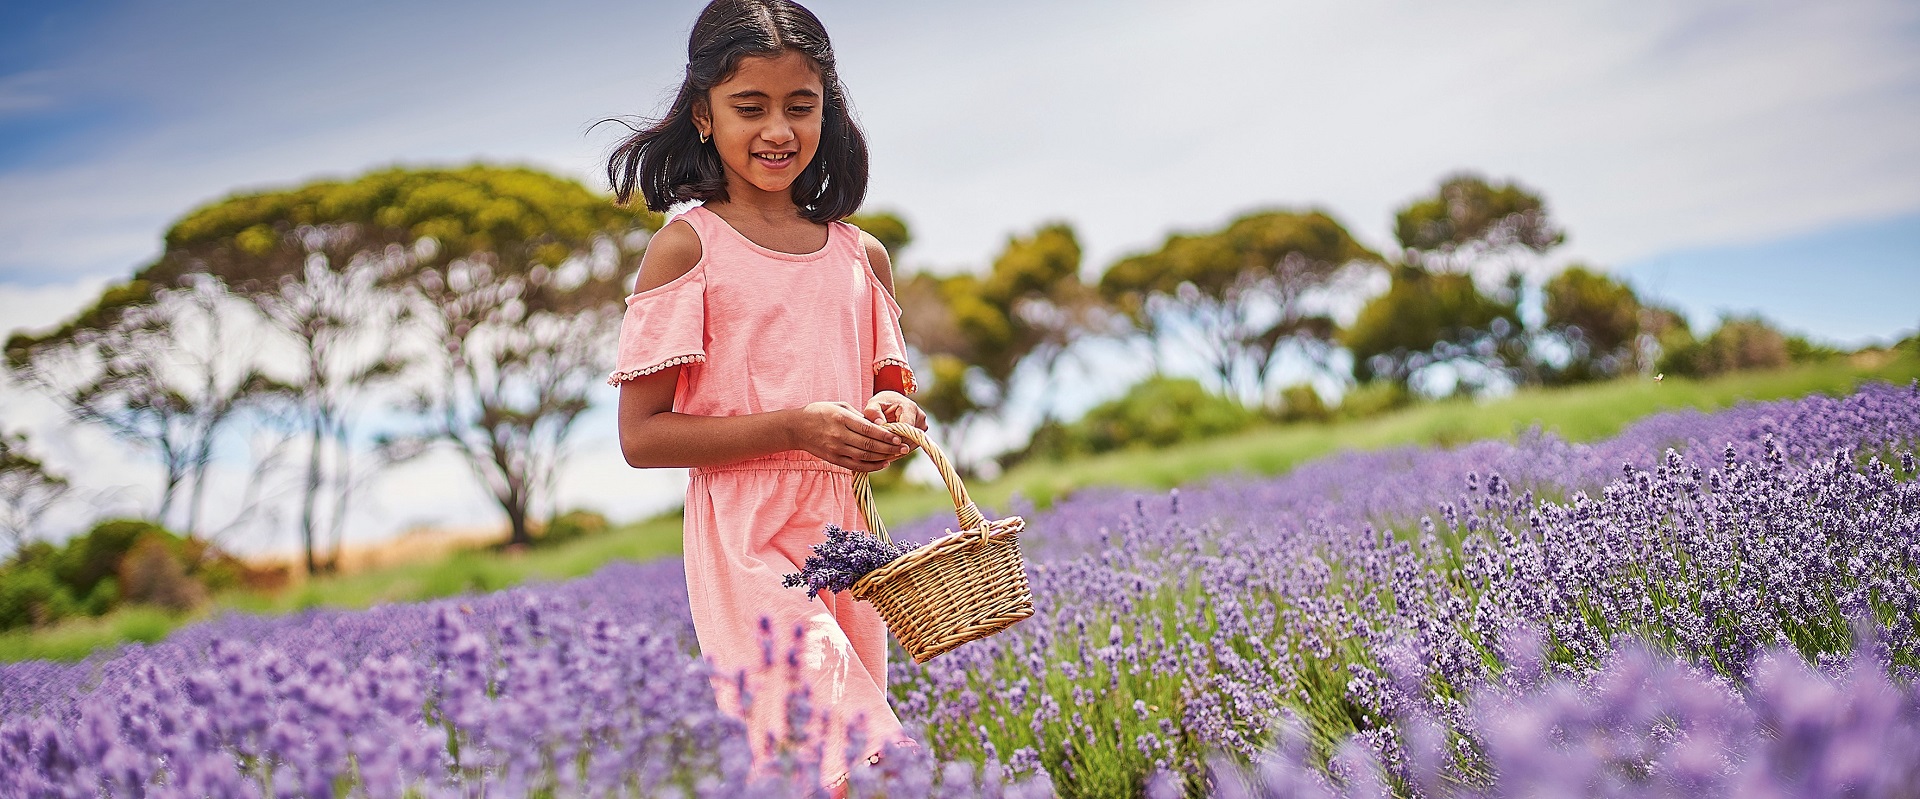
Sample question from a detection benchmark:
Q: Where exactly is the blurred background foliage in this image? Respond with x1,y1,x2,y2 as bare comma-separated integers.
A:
2,162,1903,633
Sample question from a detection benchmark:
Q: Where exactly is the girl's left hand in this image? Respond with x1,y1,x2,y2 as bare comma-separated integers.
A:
864,391,928,431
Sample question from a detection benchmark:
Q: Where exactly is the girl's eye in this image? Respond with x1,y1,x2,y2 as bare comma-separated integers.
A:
735,105,763,116
789,105,815,115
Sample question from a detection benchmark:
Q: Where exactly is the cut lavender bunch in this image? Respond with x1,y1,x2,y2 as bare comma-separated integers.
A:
781,523,921,599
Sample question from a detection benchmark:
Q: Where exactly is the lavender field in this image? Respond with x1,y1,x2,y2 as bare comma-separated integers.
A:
5,382,1920,797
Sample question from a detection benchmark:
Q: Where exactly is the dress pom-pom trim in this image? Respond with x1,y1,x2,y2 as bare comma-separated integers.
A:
608,354,706,386
874,358,916,394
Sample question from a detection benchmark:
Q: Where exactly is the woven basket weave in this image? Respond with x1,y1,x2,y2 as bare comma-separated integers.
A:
849,422,1033,663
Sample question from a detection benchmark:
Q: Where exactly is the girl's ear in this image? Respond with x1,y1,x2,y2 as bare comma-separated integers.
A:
691,99,712,141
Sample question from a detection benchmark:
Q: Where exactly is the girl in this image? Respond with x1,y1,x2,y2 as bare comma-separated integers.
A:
603,0,923,789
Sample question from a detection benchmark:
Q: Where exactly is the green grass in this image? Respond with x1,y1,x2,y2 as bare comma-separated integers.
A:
0,513,685,663
957,353,1920,511
0,605,176,662
6,354,1915,664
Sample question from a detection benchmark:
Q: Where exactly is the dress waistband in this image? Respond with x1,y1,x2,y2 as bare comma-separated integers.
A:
690,450,853,477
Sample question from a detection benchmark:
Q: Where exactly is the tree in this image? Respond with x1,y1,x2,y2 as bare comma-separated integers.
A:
143,165,655,552
1346,174,1567,393
1098,209,1378,403
5,278,266,537
1343,265,1523,392
1662,315,1792,377
898,223,1097,469
1393,172,1565,272
846,210,912,255
1541,265,1642,382
0,431,70,555
152,200,416,574
390,168,654,547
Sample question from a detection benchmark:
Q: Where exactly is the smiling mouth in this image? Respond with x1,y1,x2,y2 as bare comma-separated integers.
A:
754,152,795,165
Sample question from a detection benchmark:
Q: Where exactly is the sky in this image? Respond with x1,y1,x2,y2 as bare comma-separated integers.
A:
2,0,1918,555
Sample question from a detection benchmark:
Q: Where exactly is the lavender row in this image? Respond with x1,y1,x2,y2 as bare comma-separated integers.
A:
1202,639,1920,798
890,381,1920,792
1,381,1916,796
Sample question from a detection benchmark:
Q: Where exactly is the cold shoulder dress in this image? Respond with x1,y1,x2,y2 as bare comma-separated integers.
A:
608,204,918,786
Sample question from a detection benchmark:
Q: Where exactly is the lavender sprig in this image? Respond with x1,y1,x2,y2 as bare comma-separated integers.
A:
781,524,921,599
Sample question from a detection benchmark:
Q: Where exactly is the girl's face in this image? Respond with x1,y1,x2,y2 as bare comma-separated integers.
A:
695,49,825,205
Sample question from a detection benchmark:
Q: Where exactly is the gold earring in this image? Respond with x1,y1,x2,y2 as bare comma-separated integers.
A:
699,130,710,144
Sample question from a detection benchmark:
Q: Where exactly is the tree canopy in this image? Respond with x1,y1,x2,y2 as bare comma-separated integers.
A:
1099,209,1379,400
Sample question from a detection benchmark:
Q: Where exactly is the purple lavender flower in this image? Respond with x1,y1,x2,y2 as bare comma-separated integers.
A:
780,523,921,599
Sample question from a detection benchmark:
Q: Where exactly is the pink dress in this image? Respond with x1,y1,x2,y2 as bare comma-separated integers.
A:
608,204,917,786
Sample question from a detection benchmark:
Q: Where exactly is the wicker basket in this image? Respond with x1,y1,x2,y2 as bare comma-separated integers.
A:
849,422,1033,663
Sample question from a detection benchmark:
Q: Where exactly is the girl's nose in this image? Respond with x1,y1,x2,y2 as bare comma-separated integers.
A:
761,118,795,145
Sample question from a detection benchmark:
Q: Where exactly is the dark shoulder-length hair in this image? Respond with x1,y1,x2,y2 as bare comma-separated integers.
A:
601,0,868,223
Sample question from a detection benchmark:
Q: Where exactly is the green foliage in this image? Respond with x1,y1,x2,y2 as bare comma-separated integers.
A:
1785,334,1843,363
536,509,611,548
0,518,240,632
0,565,76,629
900,223,1093,456
845,210,911,255
1343,265,1522,388
1541,265,1642,382
1097,209,1379,399
1661,315,1794,377
1334,381,1413,420
150,164,657,290
1100,210,1376,302
0,429,71,548
1017,376,1260,463
53,519,171,601
1277,384,1332,423
1392,173,1564,263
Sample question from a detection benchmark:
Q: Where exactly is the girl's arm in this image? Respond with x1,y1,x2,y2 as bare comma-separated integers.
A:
618,221,911,471
860,232,927,429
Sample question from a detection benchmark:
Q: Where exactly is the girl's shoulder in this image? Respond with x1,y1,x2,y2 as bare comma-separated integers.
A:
846,226,896,295
631,217,704,295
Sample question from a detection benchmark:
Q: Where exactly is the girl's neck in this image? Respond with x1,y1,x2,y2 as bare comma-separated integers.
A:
704,198,828,255
707,194,805,225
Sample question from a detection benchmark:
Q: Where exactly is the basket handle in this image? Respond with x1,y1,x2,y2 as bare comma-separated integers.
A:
852,422,988,544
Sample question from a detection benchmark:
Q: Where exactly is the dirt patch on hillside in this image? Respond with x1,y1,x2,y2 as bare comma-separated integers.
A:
249,525,504,582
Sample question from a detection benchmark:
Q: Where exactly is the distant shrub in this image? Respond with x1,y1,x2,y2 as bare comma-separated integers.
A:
538,509,612,548
0,565,76,629
52,519,168,602
0,518,247,630
1337,381,1413,420
118,537,206,612
1277,384,1331,423
1663,315,1791,377
1017,376,1260,464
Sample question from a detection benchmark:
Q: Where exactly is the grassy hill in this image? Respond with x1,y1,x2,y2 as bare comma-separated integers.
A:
5,352,1916,663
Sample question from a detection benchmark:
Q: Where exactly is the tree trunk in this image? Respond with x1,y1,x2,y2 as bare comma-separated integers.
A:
505,495,532,548
300,414,324,575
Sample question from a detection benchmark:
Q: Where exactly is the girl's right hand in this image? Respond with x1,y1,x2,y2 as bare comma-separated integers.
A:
792,401,912,472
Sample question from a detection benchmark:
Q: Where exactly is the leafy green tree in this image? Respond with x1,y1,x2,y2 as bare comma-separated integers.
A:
1347,174,1566,393
5,278,267,537
1541,265,1642,382
1098,210,1378,402
392,168,656,547
1393,172,1565,271
846,210,912,255
99,165,656,556
1342,265,1522,391
898,223,1096,470
1661,315,1793,377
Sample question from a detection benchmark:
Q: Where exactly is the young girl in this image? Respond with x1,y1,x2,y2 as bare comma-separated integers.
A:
603,0,923,789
